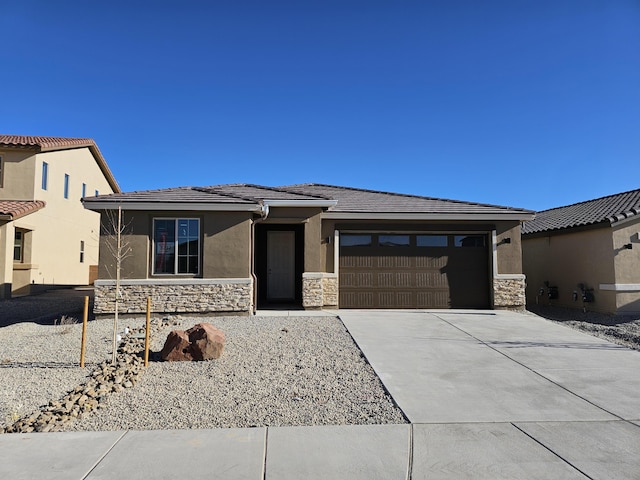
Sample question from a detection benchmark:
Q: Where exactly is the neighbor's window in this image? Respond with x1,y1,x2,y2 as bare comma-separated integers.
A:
153,218,200,275
13,230,23,262
340,234,372,247
417,235,448,247
454,235,486,247
42,162,48,190
0,156,4,188
80,240,85,263
64,174,70,199
95,189,99,196
379,234,410,247
82,183,87,198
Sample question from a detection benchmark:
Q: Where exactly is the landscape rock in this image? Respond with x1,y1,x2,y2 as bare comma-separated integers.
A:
2,333,146,434
160,323,225,361
188,323,225,360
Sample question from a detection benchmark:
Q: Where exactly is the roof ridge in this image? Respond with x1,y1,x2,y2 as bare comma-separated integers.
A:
196,184,266,203
285,183,530,212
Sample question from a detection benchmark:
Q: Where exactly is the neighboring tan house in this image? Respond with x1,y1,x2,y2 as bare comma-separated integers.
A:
0,135,120,298
83,183,533,315
522,189,640,314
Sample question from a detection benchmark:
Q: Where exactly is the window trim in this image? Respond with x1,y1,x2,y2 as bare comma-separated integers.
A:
152,217,201,276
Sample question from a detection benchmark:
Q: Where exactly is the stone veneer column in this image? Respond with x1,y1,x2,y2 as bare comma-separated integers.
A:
302,273,338,309
493,275,526,310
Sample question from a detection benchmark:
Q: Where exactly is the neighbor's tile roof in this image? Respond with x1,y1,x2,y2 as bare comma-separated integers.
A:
522,189,640,235
0,135,120,193
282,183,533,215
0,135,95,150
0,200,46,221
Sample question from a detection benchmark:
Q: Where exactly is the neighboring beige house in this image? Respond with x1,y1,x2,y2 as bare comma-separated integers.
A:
0,135,120,298
522,189,640,314
83,183,534,315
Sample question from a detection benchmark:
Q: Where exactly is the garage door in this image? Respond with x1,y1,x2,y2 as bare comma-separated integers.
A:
339,233,490,309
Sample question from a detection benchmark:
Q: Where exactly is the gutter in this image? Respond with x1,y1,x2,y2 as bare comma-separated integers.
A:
250,203,270,314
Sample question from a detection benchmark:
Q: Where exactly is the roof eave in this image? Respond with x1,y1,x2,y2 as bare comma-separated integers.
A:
82,200,261,212
322,212,535,221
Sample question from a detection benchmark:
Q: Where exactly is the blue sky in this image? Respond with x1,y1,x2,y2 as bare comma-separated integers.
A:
2,1,638,211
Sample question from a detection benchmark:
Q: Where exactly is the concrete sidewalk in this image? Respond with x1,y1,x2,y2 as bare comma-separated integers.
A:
2,309,640,479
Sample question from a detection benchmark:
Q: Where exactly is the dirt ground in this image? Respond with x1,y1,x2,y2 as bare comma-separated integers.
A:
527,305,640,352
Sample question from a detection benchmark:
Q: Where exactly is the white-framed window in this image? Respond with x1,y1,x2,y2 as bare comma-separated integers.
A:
64,174,70,199
153,218,200,275
80,240,85,263
14,230,24,262
42,162,48,190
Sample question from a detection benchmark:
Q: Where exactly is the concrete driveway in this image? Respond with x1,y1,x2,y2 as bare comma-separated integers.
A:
338,309,640,479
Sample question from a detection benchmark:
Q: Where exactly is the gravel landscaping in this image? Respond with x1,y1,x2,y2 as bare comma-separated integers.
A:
527,305,640,351
1,314,407,433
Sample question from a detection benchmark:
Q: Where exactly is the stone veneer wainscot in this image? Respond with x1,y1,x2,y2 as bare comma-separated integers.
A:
94,278,253,315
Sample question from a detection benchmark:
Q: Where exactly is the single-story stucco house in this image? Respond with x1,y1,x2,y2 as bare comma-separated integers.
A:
522,188,640,314
82,183,534,315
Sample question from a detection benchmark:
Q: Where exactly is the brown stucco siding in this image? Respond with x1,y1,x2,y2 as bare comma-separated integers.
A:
202,212,252,278
522,227,617,313
494,222,523,274
98,210,253,280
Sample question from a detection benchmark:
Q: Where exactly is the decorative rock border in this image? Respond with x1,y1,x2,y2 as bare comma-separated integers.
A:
2,335,146,434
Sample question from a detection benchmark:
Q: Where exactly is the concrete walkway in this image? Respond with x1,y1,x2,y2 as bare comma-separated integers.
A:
2,310,640,479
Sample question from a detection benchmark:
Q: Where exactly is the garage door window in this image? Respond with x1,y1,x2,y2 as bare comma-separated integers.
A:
379,235,410,247
455,235,486,247
341,234,372,247
417,235,448,247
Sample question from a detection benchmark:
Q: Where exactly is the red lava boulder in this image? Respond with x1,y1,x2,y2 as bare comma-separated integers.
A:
160,323,225,361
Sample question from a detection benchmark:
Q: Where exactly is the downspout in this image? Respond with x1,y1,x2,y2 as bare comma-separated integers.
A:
250,203,270,315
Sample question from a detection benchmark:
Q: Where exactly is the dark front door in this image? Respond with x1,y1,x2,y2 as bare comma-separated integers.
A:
256,224,304,307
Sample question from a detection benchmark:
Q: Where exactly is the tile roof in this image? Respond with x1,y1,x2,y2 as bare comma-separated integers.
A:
83,184,328,206
85,182,533,219
86,187,257,204
522,188,640,235
0,135,95,150
0,200,46,221
282,183,533,216
0,135,120,193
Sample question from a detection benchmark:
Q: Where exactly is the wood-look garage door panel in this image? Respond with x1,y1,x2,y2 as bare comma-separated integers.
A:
339,234,489,309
